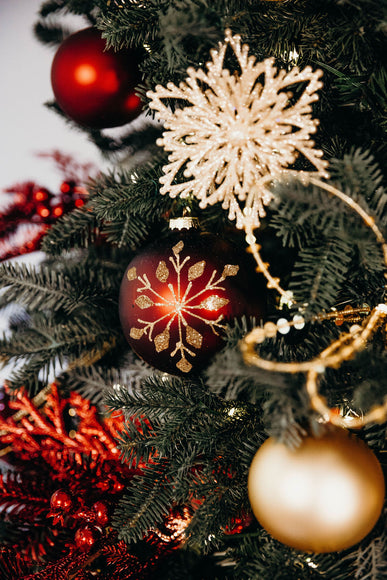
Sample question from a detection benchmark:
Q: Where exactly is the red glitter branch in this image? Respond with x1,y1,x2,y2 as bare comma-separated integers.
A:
0,383,123,463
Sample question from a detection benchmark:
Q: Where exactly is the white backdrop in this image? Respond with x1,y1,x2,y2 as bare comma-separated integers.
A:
0,1,110,381
0,0,104,192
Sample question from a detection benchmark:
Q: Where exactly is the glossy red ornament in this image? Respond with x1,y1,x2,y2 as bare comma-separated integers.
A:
50,489,73,512
92,501,109,526
119,219,265,374
74,525,102,552
51,27,143,128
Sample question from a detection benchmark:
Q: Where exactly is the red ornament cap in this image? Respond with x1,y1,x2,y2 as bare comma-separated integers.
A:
51,27,143,128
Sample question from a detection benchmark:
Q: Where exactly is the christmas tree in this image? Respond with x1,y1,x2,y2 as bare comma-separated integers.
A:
0,0,387,578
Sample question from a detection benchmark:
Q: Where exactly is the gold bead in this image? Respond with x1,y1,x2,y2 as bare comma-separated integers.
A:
249,327,266,344
263,322,277,338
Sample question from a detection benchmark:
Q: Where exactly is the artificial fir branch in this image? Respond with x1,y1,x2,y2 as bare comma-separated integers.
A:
33,19,72,47
268,151,387,314
0,261,115,316
89,162,171,223
270,151,386,246
229,529,356,580
1,313,119,394
60,356,153,408
44,100,161,156
41,204,101,255
113,461,175,544
329,149,385,202
107,376,263,551
86,123,163,158
289,235,354,314
351,515,387,579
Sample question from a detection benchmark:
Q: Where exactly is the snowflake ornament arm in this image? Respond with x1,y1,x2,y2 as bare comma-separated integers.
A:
147,29,329,230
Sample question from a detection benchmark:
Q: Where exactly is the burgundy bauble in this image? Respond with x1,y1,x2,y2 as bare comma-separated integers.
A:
75,525,102,552
92,501,109,526
119,219,265,375
50,489,73,512
51,27,142,128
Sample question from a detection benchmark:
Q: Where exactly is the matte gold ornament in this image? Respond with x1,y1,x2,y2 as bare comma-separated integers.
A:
248,429,385,553
147,29,328,230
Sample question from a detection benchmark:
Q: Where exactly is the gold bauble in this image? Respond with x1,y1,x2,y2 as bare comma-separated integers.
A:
248,428,385,553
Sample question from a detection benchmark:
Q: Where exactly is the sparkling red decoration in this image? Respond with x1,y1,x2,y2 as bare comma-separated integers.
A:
223,512,254,535
51,27,143,128
0,178,88,261
0,383,190,577
119,219,265,374
75,525,102,552
93,501,110,526
50,489,73,512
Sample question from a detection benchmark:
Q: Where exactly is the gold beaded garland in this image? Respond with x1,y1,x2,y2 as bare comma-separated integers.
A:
242,178,387,428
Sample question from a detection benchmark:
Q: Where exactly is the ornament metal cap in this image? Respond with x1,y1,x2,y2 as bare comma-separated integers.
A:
169,217,199,230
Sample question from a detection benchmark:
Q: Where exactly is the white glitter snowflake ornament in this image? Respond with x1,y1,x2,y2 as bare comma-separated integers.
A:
147,29,329,230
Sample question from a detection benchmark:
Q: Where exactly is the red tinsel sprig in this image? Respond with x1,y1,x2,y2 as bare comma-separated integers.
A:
0,382,192,578
0,383,123,463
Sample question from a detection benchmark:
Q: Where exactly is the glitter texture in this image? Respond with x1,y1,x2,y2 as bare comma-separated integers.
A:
127,266,137,281
156,261,170,282
147,29,329,230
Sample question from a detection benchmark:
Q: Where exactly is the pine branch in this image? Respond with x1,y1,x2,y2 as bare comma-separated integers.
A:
105,375,218,423
329,149,385,207
97,2,162,50
229,528,355,580
33,20,72,46
0,261,115,316
102,215,150,249
348,513,387,580
269,182,349,250
349,350,387,414
61,356,153,407
44,102,160,156
89,162,171,222
289,235,354,314
38,0,68,17
113,460,174,543
108,374,264,550
41,204,101,256
1,313,119,394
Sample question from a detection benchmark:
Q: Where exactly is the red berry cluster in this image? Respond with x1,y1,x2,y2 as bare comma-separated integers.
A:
0,180,87,261
49,489,112,552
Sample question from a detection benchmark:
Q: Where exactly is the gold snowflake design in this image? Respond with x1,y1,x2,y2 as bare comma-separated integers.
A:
147,29,329,230
128,240,239,373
